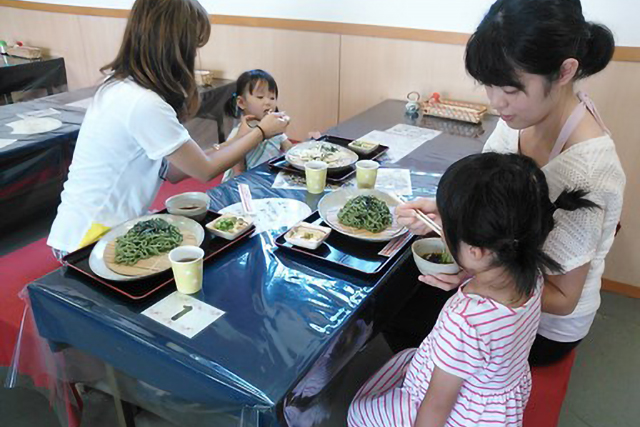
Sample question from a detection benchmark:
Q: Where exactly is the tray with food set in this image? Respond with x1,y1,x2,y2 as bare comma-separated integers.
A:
62,211,255,300
268,135,389,184
275,189,414,275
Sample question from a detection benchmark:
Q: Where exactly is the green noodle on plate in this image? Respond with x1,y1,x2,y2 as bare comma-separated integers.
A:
337,195,393,233
114,218,183,266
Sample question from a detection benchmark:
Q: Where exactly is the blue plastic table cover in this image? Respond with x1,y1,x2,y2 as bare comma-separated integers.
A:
19,101,497,427
0,98,84,231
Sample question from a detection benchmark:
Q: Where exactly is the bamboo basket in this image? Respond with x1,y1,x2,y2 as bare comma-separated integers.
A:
7,45,42,59
423,93,487,124
195,70,216,86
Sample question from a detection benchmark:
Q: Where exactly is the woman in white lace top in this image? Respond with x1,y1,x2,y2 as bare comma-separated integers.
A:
396,0,625,366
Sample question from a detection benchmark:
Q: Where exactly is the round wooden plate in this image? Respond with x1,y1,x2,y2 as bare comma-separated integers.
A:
103,231,197,277
88,214,205,282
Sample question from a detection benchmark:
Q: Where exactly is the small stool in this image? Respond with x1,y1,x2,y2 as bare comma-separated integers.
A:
523,349,577,427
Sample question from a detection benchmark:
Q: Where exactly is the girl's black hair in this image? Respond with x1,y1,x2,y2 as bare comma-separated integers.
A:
436,153,600,298
224,69,279,118
465,0,615,91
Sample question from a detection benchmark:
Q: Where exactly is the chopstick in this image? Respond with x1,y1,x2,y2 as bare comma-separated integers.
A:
390,193,442,237
413,209,442,237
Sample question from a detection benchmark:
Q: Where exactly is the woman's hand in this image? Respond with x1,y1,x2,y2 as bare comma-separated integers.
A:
396,198,441,235
259,112,290,138
396,197,469,291
236,114,258,138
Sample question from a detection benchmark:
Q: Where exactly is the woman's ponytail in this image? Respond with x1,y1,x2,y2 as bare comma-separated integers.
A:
577,23,615,79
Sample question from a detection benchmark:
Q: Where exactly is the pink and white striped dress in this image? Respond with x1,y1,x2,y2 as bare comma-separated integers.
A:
348,278,542,427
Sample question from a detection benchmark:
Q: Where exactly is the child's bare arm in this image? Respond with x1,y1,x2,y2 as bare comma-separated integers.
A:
413,367,463,427
232,159,246,176
281,138,294,152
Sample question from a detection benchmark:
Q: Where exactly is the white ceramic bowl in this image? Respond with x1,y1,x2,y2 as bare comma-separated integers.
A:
348,139,379,155
206,214,254,240
165,192,209,222
284,222,332,250
412,237,460,275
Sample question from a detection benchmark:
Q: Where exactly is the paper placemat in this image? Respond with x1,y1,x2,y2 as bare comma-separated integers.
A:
142,292,225,339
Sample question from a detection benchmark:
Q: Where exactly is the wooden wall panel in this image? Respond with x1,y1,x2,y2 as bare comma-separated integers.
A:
339,35,486,122
76,14,127,86
0,6,86,88
197,25,341,140
580,62,640,285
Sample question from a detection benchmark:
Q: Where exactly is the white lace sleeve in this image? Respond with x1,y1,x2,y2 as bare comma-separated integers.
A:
543,201,603,273
543,141,625,273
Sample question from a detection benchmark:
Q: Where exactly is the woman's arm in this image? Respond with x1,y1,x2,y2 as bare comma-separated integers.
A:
542,262,591,315
414,367,463,427
166,113,288,183
165,145,218,184
166,132,261,182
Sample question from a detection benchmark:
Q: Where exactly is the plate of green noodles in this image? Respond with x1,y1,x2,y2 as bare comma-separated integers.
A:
89,214,205,281
318,189,408,242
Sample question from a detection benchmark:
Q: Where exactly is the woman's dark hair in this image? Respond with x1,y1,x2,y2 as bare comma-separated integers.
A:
224,69,279,118
101,0,211,122
437,153,600,298
465,0,615,91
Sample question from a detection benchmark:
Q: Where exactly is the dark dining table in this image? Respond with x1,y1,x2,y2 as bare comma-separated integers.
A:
22,100,496,427
0,55,67,104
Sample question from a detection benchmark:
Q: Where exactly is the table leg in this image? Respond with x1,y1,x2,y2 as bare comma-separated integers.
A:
105,364,137,427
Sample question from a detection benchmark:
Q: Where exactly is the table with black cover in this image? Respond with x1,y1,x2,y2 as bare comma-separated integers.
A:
0,55,67,104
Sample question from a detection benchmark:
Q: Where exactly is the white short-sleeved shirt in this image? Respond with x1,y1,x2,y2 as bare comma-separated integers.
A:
48,79,191,252
483,119,626,342
222,124,287,182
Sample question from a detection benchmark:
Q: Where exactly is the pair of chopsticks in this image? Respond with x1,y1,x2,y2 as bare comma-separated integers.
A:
390,193,442,237
412,208,442,237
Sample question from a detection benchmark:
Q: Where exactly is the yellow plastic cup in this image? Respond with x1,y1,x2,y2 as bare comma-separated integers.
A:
356,160,379,189
305,161,328,194
168,246,204,294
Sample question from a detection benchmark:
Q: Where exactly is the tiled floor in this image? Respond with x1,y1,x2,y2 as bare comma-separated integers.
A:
1,216,639,427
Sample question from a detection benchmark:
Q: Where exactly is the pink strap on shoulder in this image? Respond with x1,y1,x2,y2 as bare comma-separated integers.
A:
549,91,610,162
577,91,611,135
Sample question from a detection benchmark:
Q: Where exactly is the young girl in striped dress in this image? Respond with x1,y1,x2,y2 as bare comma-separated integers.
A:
222,69,293,182
348,153,598,427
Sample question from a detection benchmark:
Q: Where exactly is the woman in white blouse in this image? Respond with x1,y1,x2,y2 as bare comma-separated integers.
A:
396,0,625,366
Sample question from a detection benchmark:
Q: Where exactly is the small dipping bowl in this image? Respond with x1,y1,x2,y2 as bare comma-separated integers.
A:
411,237,460,276
165,192,209,222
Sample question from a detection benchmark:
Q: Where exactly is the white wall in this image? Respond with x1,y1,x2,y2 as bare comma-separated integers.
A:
18,0,640,47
